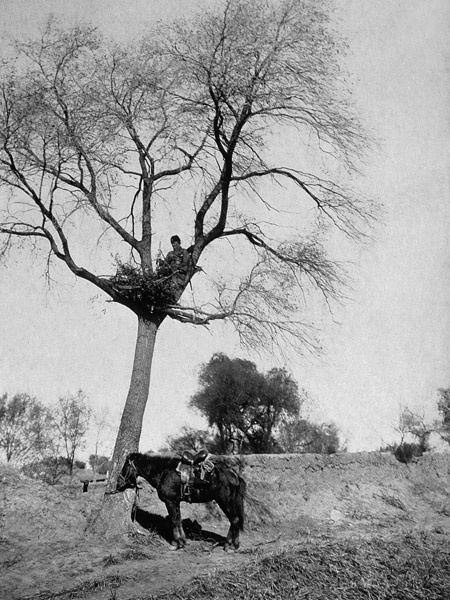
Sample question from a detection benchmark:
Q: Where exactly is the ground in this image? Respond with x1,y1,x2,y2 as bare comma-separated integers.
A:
1,452,449,599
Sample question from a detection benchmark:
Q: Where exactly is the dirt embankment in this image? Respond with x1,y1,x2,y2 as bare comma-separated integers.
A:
182,451,450,532
1,451,450,600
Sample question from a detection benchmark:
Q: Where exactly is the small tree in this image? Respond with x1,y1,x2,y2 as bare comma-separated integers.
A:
52,390,91,475
190,353,301,453
0,393,53,463
386,407,433,464
396,407,431,452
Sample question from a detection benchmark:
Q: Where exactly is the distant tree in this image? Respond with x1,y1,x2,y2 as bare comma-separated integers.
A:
190,354,261,453
89,406,114,479
384,406,434,465
277,418,343,454
190,353,301,453
0,393,53,463
52,390,91,475
396,407,431,451
437,387,450,444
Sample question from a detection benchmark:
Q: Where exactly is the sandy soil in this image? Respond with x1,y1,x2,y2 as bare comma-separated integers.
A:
1,451,449,600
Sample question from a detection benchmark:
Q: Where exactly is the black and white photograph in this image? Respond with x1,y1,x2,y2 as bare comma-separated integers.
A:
0,1,449,598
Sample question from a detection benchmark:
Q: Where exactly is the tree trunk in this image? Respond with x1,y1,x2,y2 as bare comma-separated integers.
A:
89,316,159,538
108,316,159,489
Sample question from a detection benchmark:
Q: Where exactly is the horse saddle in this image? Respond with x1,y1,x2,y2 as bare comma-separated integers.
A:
176,449,215,500
180,448,209,466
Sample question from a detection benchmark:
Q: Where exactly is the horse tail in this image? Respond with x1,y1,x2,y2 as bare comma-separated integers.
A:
235,476,246,531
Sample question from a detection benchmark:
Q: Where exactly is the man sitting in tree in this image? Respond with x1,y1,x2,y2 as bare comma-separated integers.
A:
158,235,191,292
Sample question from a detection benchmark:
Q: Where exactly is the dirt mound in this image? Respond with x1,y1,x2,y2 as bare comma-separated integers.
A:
241,452,450,530
171,452,450,535
1,452,449,599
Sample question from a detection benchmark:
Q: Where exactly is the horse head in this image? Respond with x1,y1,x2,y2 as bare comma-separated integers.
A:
116,455,138,492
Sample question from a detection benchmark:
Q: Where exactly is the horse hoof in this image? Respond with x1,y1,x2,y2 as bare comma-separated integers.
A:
169,541,186,551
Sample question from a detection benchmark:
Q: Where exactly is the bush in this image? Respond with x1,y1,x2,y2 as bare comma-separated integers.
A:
22,456,85,484
393,442,424,464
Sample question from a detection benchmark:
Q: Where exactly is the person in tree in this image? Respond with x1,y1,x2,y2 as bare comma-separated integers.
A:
158,235,191,291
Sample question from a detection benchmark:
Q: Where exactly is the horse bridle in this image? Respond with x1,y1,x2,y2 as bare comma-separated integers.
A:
107,459,139,495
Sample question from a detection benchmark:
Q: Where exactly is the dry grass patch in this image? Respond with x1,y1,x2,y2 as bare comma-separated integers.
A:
26,573,132,600
147,532,450,600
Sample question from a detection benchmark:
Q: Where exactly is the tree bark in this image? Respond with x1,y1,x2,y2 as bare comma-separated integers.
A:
107,316,159,490
89,316,160,538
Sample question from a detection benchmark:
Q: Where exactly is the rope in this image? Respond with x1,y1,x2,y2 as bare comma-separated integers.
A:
132,485,140,522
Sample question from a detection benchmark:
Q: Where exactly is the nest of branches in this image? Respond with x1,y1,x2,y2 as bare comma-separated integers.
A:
110,261,178,312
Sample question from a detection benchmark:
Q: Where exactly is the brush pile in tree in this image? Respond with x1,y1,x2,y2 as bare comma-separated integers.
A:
110,260,178,312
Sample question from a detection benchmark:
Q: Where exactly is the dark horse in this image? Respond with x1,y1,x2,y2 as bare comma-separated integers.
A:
116,452,246,550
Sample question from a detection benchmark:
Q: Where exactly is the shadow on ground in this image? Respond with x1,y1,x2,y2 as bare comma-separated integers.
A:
134,508,227,546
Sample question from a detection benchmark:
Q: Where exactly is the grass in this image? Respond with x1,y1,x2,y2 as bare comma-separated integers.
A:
26,573,132,600
145,531,450,600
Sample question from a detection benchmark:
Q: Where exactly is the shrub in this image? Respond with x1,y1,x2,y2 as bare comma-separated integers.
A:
393,442,424,464
22,456,85,484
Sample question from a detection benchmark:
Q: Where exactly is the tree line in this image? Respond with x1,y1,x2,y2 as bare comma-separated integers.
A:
0,390,112,483
2,373,450,482
163,353,344,456
0,354,346,484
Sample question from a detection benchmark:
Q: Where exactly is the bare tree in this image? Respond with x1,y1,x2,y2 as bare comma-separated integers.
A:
0,393,52,463
52,390,91,476
396,407,431,451
89,406,115,481
0,1,375,529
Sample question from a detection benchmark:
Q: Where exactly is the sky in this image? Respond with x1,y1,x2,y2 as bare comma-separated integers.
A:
0,0,449,457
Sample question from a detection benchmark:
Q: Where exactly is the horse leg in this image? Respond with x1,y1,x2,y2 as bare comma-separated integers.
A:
217,500,240,551
165,500,186,550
